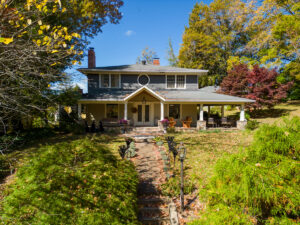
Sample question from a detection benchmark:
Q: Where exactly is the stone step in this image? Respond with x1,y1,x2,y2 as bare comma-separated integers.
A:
138,198,166,204
138,216,170,225
139,207,169,213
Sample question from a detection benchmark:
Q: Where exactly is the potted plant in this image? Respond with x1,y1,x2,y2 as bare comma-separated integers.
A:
119,119,128,133
160,118,169,133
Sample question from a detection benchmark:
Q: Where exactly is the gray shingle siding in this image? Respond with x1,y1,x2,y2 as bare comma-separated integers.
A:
88,74,199,93
87,74,99,94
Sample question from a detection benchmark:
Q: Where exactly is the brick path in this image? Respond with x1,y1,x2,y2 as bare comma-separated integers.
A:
133,142,170,225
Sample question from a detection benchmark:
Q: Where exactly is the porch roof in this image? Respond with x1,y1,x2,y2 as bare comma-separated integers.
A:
79,88,255,104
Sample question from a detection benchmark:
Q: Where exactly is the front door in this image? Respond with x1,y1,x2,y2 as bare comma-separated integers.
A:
136,104,151,126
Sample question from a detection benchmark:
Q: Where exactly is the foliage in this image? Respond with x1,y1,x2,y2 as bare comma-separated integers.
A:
188,204,253,225
0,0,123,135
1,138,139,224
219,64,293,109
245,119,259,130
199,117,300,224
178,0,255,78
161,175,195,197
136,46,157,64
167,38,178,66
166,127,176,134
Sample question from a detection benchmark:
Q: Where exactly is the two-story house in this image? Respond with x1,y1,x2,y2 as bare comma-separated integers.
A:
77,48,254,130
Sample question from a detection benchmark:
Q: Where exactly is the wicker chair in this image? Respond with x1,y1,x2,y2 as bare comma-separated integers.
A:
207,117,217,127
169,117,176,128
182,116,192,128
221,117,231,128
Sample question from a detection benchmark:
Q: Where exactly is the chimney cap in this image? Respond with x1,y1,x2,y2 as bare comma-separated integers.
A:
142,60,146,65
89,47,94,50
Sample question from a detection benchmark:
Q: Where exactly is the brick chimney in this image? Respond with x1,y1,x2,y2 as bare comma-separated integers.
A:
88,47,96,68
153,58,160,66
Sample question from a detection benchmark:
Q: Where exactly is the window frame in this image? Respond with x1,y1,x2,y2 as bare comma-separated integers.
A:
165,75,186,89
99,74,121,88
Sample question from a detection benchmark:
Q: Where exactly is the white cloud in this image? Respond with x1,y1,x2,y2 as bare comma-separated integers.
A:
125,30,135,37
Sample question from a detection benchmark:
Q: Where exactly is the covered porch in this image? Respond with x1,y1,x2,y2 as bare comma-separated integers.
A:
78,87,249,131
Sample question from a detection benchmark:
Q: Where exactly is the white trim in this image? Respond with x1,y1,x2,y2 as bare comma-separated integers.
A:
160,102,164,120
124,86,165,102
137,74,150,86
240,104,245,121
200,104,204,121
165,75,186,89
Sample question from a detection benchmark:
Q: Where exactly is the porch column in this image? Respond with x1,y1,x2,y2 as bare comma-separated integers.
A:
78,103,81,119
221,105,225,118
200,104,204,121
124,102,128,120
208,105,211,117
160,102,164,120
240,104,245,121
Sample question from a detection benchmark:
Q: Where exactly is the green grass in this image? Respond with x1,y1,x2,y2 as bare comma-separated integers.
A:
163,130,252,196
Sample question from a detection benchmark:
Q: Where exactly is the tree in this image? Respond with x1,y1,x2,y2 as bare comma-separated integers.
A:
247,65,293,109
166,38,178,67
0,0,123,136
136,47,157,64
178,0,256,77
219,64,293,109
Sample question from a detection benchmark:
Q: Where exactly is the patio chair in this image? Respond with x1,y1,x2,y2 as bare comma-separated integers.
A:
182,116,192,128
221,117,231,128
207,117,217,128
169,117,176,128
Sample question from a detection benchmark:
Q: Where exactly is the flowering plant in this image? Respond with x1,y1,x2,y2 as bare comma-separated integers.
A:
119,119,128,125
160,119,169,125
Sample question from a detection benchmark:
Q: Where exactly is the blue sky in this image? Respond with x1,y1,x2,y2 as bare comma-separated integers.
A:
72,0,213,92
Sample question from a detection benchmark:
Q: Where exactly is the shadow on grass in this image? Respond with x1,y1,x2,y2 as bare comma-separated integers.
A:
249,108,295,119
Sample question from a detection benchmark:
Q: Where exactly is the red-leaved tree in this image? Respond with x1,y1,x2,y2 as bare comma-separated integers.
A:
219,64,293,109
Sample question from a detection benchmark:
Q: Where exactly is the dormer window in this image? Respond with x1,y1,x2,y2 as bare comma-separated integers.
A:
166,75,186,89
99,74,120,88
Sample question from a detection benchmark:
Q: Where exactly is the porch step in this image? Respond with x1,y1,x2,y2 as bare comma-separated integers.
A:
133,127,161,132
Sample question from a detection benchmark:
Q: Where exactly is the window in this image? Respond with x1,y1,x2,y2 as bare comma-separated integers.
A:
99,74,120,88
111,74,120,88
101,74,109,88
138,75,150,86
176,75,185,88
169,104,180,119
166,75,185,89
106,104,118,119
167,75,176,88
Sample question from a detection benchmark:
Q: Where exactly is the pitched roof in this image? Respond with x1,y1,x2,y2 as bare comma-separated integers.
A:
78,64,208,75
79,88,255,103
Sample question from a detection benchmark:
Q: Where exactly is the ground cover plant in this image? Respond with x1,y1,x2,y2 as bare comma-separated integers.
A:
0,137,139,225
192,117,300,224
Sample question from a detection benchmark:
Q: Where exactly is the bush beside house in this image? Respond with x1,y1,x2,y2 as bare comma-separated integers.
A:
1,138,139,224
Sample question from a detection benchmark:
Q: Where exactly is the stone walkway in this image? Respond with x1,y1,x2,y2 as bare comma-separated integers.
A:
133,142,170,225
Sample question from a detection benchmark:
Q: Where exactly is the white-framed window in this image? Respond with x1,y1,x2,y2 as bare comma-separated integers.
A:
99,74,120,88
166,75,186,89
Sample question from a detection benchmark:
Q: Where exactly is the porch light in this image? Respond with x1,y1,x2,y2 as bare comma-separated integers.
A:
142,96,146,105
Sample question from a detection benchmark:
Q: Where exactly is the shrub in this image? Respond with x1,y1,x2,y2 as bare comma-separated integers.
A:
1,138,139,224
196,117,300,224
245,119,259,130
162,175,195,197
188,204,253,225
